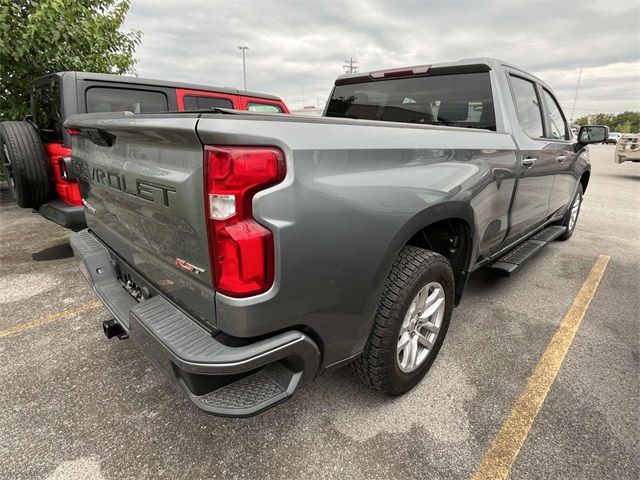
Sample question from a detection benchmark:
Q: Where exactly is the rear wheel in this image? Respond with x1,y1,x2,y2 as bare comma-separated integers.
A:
0,121,51,208
556,184,583,241
350,246,454,395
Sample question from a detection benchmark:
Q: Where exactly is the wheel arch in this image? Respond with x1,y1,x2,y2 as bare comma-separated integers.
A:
371,201,475,310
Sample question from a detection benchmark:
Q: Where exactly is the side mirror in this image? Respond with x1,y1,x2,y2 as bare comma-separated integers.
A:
577,125,609,145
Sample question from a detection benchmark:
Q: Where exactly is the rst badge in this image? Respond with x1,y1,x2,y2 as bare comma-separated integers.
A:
82,198,96,213
175,258,205,275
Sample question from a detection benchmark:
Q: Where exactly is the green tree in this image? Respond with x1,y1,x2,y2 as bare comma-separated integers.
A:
616,121,631,134
612,111,640,133
574,111,640,133
0,0,141,119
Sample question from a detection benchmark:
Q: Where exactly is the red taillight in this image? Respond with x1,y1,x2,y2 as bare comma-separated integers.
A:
66,128,81,136
204,146,286,297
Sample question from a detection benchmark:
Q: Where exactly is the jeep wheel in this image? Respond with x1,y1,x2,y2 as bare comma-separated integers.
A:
350,246,454,395
556,184,583,241
0,121,51,208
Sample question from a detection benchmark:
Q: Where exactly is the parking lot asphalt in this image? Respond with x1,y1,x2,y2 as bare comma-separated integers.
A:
1,145,638,479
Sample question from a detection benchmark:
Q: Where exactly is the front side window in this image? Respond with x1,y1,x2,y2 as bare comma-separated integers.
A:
86,87,168,114
542,89,568,140
33,83,63,143
183,96,233,110
509,75,544,138
325,72,496,130
247,103,283,113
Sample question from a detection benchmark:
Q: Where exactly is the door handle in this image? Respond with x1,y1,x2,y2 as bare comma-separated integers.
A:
522,157,537,167
556,155,567,163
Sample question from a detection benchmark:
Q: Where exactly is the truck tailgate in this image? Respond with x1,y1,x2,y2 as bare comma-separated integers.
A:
66,114,216,328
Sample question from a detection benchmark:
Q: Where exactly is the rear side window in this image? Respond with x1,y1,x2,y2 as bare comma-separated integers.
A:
183,96,233,110
33,83,63,143
325,72,496,130
86,87,168,113
509,76,544,138
247,102,283,113
542,89,568,140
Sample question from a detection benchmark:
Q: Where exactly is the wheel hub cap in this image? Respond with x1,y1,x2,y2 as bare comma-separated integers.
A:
397,281,446,373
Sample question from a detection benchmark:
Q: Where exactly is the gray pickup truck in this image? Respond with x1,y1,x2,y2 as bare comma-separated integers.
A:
66,58,607,417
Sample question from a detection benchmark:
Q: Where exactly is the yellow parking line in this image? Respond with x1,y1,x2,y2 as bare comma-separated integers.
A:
471,254,610,480
0,300,103,338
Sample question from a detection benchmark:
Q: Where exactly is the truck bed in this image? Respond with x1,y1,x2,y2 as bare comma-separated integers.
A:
66,110,516,353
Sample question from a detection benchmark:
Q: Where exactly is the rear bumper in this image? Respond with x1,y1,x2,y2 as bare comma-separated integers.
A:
39,199,86,230
615,152,640,163
69,229,320,417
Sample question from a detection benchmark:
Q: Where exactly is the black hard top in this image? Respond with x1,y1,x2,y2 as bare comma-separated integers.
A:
33,71,282,101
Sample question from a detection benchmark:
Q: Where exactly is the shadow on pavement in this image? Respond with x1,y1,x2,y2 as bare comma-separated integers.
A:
31,242,74,261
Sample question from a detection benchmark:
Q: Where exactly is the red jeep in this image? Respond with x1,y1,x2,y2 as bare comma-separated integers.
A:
0,71,289,229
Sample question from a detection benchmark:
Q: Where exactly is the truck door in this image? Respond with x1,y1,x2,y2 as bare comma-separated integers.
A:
506,73,556,241
539,87,576,217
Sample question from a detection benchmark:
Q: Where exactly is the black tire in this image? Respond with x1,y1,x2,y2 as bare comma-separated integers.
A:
556,184,583,241
0,121,51,208
350,246,454,395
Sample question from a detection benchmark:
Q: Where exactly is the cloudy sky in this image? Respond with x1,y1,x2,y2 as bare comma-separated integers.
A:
123,0,639,117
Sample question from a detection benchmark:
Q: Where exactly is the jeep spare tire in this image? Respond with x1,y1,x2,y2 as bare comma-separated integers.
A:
0,121,51,208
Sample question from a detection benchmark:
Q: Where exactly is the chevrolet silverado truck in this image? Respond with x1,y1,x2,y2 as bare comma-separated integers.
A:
0,71,289,230
65,58,606,417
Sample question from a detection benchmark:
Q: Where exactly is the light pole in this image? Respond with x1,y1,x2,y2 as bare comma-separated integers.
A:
570,64,583,122
238,46,249,90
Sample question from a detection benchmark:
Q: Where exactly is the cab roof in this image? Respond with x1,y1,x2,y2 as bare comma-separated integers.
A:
335,57,547,88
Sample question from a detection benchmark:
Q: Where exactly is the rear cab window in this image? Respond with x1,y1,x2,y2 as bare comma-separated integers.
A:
32,81,63,143
85,87,168,113
325,71,496,130
183,96,233,110
247,102,283,113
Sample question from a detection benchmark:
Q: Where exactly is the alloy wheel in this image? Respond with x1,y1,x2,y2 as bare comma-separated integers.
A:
397,281,446,373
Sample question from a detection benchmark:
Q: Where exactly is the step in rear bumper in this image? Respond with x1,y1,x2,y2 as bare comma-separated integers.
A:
69,229,321,417
38,199,86,230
